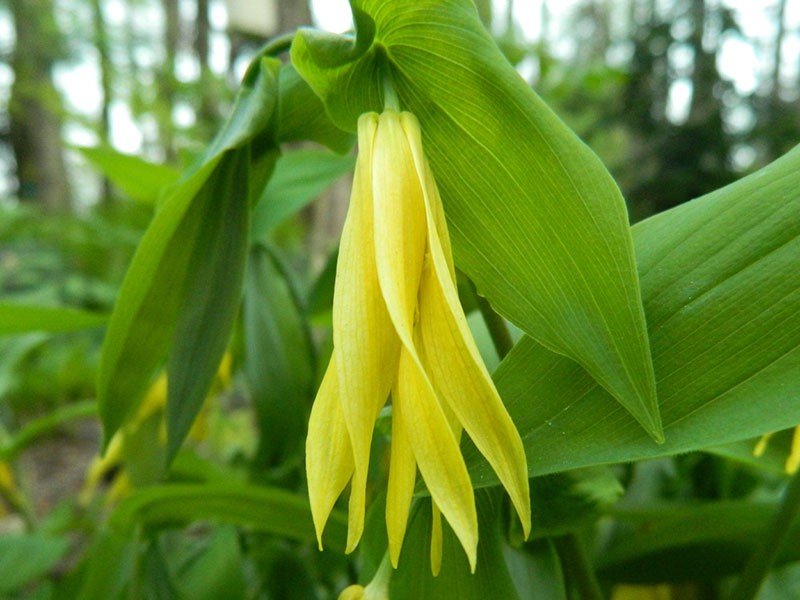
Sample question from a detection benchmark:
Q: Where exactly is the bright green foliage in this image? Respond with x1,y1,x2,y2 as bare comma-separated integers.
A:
2,0,800,598
465,144,800,484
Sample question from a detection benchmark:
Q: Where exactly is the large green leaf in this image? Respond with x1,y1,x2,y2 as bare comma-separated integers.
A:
466,145,800,485
166,149,252,460
0,303,107,335
97,58,280,445
292,0,661,439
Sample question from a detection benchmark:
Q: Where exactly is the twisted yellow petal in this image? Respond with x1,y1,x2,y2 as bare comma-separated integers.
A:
306,355,355,550
404,113,532,538
386,383,417,567
334,113,401,551
394,347,478,571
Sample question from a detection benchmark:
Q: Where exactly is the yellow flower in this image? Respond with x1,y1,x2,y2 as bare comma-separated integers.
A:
306,110,531,572
754,426,800,474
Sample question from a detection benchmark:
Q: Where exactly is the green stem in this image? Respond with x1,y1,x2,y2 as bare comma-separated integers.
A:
382,71,400,111
728,469,800,600
475,291,514,360
552,533,605,600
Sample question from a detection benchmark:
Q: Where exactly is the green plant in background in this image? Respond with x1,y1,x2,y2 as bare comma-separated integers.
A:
1,1,800,599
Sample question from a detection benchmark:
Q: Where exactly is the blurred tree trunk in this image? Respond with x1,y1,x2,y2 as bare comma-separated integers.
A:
277,0,312,31
8,0,71,212
91,0,114,200
194,0,216,124
160,0,180,160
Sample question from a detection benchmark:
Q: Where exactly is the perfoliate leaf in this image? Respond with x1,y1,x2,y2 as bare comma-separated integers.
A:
466,144,800,485
292,0,661,439
275,64,355,154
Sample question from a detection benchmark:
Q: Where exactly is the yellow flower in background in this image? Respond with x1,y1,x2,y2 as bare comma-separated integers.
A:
754,426,800,474
306,110,531,573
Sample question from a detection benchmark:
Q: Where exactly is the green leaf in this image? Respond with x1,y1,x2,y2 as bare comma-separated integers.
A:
242,245,315,466
108,483,347,551
97,58,281,446
0,303,107,335
0,534,69,594
166,149,253,460
292,0,661,439
466,144,800,484
251,149,354,237
76,145,180,204
597,502,800,583
274,64,355,154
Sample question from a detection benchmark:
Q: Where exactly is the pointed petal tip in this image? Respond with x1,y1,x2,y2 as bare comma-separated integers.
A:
345,533,360,555
389,548,400,570
466,547,478,575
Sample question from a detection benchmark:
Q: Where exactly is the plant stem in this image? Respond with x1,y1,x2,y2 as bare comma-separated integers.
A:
553,533,605,600
728,469,800,600
474,291,514,360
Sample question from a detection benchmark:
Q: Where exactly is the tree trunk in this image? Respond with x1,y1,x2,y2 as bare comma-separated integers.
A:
91,0,114,200
160,0,180,160
8,0,71,212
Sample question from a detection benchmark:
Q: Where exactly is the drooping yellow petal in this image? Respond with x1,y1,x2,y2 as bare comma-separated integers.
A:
788,427,800,474
405,115,532,538
430,500,444,577
399,113,455,282
333,113,400,551
306,355,355,550
753,432,774,457
372,110,428,347
395,347,478,572
386,387,417,567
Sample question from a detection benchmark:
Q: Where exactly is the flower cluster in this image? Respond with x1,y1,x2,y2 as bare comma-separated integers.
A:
306,110,530,573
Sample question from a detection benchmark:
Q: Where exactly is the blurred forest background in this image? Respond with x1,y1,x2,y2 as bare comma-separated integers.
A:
1,0,799,521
